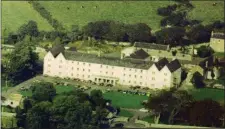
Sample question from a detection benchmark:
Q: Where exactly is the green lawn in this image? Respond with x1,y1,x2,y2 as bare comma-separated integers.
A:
118,109,134,118
20,85,77,97
2,1,53,36
214,52,224,58
103,91,148,109
190,88,224,102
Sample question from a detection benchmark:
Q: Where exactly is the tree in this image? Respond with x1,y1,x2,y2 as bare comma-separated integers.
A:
155,27,186,46
197,46,214,58
167,90,193,124
157,4,177,16
90,90,105,108
188,99,224,127
8,37,39,84
187,24,211,43
26,101,52,129
17,20,39,40
160,12,187,27
31,82,56,102
125,23,152,43
191,72,205,88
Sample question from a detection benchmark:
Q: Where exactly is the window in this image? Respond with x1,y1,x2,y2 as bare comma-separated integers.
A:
48,64,51,67
83,69,85,71
59,72,62,75
134,81,136,84
83,62,85,65
124,68,126,70
140,82,142,85
48,59,51,61
140,70,143,73
112,72,114,75
135,69,137,72
100,65,103,68
77,74,79,76
82,75,84,77
152,72,155,74
71,73,73,76
100,71,102,73
77,62,79,65
88,75,90,78
129,81,131,83
112,66,114,69
72,61,74,63
60,60,62,63
151,84,155,86
134,75,137,78
152,77,155,80
124,74,126,76
71,67,74,70
164,79,167,81
47,70,50,73
88,69,90,72
129,75,131,77
77,68,79,71
106,66,108,69
59,65,62,68
164,73,167,76
129,69,132,71
106,72,108,74
89,64,91,66
140,76,142,78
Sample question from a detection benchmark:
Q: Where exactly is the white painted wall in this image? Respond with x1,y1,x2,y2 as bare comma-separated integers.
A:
44,52,182,89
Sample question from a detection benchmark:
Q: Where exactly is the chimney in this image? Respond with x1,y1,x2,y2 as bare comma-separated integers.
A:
205,61,208,68
167,45,170,51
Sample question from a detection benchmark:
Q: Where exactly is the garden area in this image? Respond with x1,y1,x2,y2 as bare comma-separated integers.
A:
118,109,134,118
103,91,148,109
190,88,224,102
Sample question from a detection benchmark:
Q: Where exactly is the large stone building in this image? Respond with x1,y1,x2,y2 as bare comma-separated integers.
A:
43,45,182,89
210,31,224,53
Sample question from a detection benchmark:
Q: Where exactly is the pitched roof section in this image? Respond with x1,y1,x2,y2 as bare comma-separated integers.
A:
155,58,169,70
134,42,168,50
130,49,149,59
167,59,182,72
50,44,65,57
64,51,154,69
211,33,225,39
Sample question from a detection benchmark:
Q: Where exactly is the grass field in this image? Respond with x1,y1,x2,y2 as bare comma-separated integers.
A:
39,1,175,32
190,88,224,102
39,1,224,32
103,91,148,109
2,1,53,36
141,115,155,123
118,109,134,117
188,1,224,25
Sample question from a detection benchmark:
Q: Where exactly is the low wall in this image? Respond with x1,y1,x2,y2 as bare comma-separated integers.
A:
135,119,150,127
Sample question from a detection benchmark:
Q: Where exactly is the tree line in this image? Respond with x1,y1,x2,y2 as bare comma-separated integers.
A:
16,82,114,129
144,89,224,127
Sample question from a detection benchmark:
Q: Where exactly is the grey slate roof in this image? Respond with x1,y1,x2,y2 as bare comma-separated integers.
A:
211,33,225,39
50,44,65,57
134,42,168,50
64,51,154,69
167,59,182,72
155,58,169,70
130,49,149,59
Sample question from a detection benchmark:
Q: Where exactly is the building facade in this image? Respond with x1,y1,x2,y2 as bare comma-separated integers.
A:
43,45,182,89
210,32,224,53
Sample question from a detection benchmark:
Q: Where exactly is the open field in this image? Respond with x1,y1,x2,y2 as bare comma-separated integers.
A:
2,1,53,36
39,1,175,32
39,1,224,32
103,91,148,109
188,1,224,25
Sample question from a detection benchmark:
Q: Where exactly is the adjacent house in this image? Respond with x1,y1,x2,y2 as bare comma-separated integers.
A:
210,31,224,53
